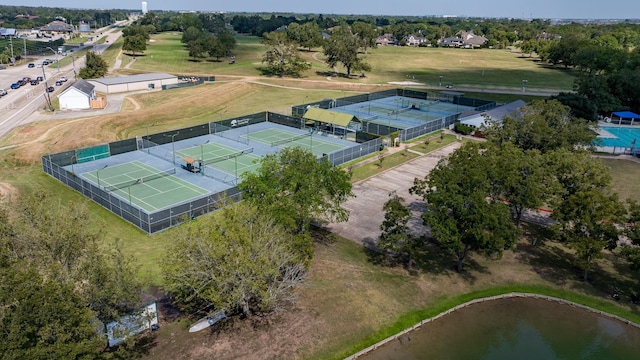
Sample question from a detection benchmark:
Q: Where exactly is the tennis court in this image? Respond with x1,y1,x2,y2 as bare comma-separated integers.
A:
247,128,347,156
336,96,473,129
82,161,209,212
176,142,260,180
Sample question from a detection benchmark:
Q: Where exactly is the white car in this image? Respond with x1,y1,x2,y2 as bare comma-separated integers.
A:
0,89,7,96
59,76,68,82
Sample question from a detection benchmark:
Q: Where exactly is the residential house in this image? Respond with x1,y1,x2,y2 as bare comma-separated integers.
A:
459,30,488,48
375,33,397,46
404,34,428,46
439,36,464,47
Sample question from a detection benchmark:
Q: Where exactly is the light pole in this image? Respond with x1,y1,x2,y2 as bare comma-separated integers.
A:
46,141,58,166
164,132,179,165
439,76,443,87
522,80,528,93
128,179,141,205
70,154,77,174
96,164,109,187
200,140,209,175
45,47,59,73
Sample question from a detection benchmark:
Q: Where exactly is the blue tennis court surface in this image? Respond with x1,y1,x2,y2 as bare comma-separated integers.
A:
597,126,640,147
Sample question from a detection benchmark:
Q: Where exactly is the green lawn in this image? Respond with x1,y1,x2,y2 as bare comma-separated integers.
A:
602,157,640,203
127,33,575,93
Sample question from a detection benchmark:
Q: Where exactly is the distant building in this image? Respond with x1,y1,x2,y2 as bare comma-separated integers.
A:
88,73,178,94
142,1,148,14
40,21,74,34
78,22,91,32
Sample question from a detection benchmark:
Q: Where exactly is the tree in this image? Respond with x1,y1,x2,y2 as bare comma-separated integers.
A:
162,202,307,316
187,38,207,60
181,25,203,44
286,22,323,51
3,191,142,321
379,192,419,267
352,21,377,53
0,192,143,358
410,142,519,272
487,143,551,227
621,200,640,270
323,22,371,77
482,99,596,154
551,92,598,121
78,51,108,79
239,147,353,235
261,31,311,77
0,262,105,359
122,34,147,56
555,189,621,282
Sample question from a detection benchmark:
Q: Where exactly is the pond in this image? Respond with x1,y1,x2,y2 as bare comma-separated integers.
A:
358,297,640,360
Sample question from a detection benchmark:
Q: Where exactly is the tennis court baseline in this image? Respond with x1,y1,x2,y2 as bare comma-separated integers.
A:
83,161,209,212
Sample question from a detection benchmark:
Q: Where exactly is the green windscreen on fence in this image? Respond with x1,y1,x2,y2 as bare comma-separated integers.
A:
77,144,110,163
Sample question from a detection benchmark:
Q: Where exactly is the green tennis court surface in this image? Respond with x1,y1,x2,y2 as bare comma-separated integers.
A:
247,128,346,155
83,161,209,212
176,142,261,177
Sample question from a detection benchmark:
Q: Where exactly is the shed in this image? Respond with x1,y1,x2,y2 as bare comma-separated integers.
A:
88,73,179,94
58,79,96,110
303,107,360,137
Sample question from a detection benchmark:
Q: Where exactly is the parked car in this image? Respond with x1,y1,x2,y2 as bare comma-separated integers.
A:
10,83,20,89
59,76,68,82
22,77,31,83
0,89,7,96
46,86,54,92
55,80,62,86
36,76,44,81
17,80,27,86
28,63,35,68
36,63,43,68
30,79,39,85
42,60,49,65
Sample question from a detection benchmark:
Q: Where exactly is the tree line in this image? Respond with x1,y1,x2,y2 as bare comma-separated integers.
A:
380,100,640,284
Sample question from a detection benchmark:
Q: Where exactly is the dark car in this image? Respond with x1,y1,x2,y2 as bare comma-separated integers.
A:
55,80,62,86
10,83,20,89
28,63,35,68
17,80,27,86
42,60,49,65
46,86,54,92
30,79,39,85
36,76,44,81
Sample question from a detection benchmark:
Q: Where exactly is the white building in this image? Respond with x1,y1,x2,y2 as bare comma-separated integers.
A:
142,1,148,14
57,79,97,110
88,73,178,94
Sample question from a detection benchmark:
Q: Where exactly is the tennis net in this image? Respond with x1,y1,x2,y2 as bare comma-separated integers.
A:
202,148,254,165
104,168,176,191
271,133,311,147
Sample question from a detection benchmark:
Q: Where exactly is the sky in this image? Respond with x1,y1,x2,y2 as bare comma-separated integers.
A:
17,0,640,19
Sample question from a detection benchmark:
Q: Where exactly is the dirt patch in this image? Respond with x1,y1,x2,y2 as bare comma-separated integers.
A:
0,182,18,202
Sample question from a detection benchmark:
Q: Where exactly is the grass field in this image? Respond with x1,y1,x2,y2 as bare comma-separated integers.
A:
0,30,638,360
124,33,575,93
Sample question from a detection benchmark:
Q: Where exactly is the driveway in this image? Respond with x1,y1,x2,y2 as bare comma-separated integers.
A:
326,143,461,247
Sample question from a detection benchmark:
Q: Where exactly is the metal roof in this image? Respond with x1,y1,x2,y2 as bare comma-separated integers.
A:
90,73,176,86
460,100,527,128
303,107,359,127
65,78,95,97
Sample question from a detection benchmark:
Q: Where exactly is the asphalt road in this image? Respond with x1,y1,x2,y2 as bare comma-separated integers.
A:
0,28,123,139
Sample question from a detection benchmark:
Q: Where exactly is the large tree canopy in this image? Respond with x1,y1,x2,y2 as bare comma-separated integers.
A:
162,202,308,316
239,147,353,235
411,142,519,272
323,22,371,77
0,192,142,358
261,31,311,77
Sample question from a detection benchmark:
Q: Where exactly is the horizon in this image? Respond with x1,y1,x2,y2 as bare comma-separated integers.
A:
14,1,640,20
